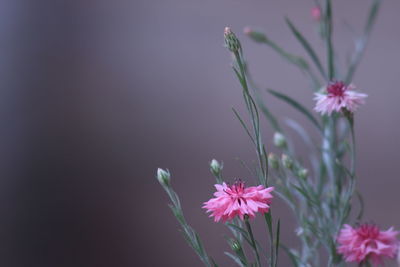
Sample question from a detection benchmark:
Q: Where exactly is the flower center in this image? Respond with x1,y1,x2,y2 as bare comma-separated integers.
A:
327,81,347,97
226,181,247,206
357,224,380,239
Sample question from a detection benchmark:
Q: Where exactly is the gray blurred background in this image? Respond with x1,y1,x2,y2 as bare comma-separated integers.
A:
0,0,399,266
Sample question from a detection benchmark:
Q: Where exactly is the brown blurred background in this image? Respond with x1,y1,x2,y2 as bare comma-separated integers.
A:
0,0,399,266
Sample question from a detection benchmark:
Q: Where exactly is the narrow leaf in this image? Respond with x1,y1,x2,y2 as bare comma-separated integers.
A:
285,17,327,80
324,0,335,79
274,219,281,267
224,252,245,267
226,223,252,246
232,108,256,145
255,97,282,132
345,0,381,83
248,30,310,70
268,89,322,132
280,245,300,267
355,190,364,221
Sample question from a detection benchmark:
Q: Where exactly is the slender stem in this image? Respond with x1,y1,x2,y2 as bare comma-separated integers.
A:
325,0,335,80
245,216,261,267
349,116,356,176
234,51,268,184
264,212,275,267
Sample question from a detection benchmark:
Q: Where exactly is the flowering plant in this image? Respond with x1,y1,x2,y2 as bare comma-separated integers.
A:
156,0,399,266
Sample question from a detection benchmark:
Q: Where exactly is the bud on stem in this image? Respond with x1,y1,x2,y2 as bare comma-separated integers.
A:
244,27,268,43
281,154,294,170
268,153,279,170
298,168,309,179
230,239,241,252
224,27,241,53
273,132,287,148
157,168,171,186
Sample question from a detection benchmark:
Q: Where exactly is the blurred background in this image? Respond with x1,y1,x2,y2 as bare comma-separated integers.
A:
0,0,399,266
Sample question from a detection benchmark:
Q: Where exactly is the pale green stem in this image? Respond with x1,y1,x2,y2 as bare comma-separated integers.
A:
245,217,261,267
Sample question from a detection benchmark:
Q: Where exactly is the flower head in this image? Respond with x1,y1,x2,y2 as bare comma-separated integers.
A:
311,6,322,21
157,168,170,186
273,132,287,148
314,81,367,115
210,159,223,175
224,27,241,53
203,181,273,222
337,224,399,265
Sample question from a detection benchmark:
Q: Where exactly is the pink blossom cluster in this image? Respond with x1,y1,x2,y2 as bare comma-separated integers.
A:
203,181,274,222
314,81,367,115
337,224,399,265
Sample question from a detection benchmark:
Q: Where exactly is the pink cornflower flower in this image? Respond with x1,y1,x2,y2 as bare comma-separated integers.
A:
337,224,399,265
314,81,367,115
203,181,274,223
311,6,322,21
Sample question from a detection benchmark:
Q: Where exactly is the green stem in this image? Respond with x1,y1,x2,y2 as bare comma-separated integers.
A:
234,51,268,184
245,216,261,267
348,115,356,176
325,0,335,80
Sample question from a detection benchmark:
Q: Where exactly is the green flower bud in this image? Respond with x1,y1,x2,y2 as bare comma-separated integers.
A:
244,27,268,43
273,132,287,148
230,239,241,252
268,153,279,170
157,168,170,186
281,154,294,170
298,168,309,179
224,27,241,53
210,159,223,176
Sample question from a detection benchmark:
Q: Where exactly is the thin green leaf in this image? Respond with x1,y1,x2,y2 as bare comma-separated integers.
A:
355,190,364,221
264,212,274,266
195,232,206,255
324,0,335,79
236,158,257,182
226,238,248,266
364,0,381,34
255,97,282,132
274,219,281,267
232,108,256,145
285,118,316,149
285,17,327,80
248,31,310,70
280,245,300,267
264,212,274,243
211,258,219,267
226,223,252,246
224,252,245,267
233,66,246,89
292,184,317,206
345,0,381,83
268,89,322,132
160,174,213,267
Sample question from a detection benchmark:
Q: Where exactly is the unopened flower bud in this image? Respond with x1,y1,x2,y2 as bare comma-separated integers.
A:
268,153,279,170
210,159,223,176
281,154,294,170
244,27,268,43
224,27,241,53
157,168,170,186
311,7,322,21
230,239,241,252
298,168,309,179
295,227,304,236
273,132,287,148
